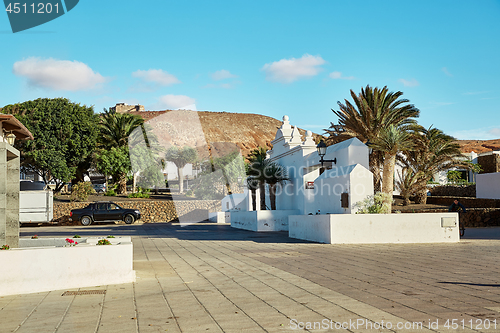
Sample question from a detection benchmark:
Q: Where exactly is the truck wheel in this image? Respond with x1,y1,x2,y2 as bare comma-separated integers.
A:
80,216,92,226
124,214,135,224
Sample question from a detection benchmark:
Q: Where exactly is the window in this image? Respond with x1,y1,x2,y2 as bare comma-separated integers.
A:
96,203,107,210
109,203,120,210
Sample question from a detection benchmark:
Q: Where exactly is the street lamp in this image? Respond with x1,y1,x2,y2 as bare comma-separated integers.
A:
316,140,336,167
6,133,16,146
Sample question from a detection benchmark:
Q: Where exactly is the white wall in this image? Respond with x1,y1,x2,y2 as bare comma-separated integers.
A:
0,242,135,296
309,164,373,214
231,210,300,231
476,172,500,199
221,193,247,211
289,213,460,244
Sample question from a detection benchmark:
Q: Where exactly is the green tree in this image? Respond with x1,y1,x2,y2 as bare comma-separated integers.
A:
211,150,245,195
326,85,420,192
96,110,144,194
94,146,131,194
1,98,99,192
99,109,144,148
395,167,427,206
128,124,165,192
398,126,469,204
165,146,197,193
370,125,415,211
263,162,289,210
246,147,268,210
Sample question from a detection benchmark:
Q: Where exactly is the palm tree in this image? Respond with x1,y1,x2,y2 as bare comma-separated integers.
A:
246,147,267,210
398,126,468,204
165,146,197,193
370,125,415,211
96,110,144,194
395,167,427,206
99,109,144,149
263,162,289,210
326,85,420,192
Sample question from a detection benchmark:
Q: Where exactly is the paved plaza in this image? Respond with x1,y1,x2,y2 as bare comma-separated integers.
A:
1,223,500,332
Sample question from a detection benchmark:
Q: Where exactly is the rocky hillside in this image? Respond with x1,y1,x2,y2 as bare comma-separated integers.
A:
457,139,500,154
130,110,319,158
130,109,499,157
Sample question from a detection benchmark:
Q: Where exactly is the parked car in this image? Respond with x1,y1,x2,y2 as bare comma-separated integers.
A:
93,183,107,193
69,201,141,226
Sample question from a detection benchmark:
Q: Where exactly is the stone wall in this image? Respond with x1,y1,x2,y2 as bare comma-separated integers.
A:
54,200,221,224
426,196,500,208
478,154,500,174
429,185,476,197
398,207,500,228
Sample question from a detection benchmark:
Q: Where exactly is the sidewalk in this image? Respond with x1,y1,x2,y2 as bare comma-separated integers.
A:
2,223,500,332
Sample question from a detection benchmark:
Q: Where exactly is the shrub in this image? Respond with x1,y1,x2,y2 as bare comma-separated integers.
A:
70,182,96,202
354,192,392,214
104,189,116,196
1,245,9,250
97,239,111,245
73,234,81,238
127,187,150,198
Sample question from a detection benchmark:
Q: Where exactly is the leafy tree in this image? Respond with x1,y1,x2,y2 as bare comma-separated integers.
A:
94,146,131,194
1,98,99,192
369,125,415,210
211,150,245,195
128,124,164,192
165,146,197,193
95,110,144,194
326,85,419,192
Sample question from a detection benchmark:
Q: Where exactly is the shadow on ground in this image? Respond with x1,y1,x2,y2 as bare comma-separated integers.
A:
20,222,313,243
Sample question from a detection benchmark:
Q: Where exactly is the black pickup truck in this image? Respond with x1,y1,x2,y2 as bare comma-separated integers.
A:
69,201,141,226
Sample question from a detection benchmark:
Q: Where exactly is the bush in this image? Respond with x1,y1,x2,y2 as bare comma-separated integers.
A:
104,189,116,196
354,192,392,214
127,187,150,198
70,182,96,202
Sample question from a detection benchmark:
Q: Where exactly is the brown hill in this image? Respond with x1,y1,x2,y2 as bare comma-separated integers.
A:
457,139,500,154
132,109,500,156
130,110,319,158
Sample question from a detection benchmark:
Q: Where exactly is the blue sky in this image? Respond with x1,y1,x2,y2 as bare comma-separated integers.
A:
1,0,499,140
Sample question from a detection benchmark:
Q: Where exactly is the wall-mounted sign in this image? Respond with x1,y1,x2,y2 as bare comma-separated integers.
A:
305,181,314,189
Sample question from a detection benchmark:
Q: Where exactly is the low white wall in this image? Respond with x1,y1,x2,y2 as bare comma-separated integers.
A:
0,242,135,296
208,212,230,223
477,173,500,199
231,210,300,231
289,213,460,244
19,236,132,247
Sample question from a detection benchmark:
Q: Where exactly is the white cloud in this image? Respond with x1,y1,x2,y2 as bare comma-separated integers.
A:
489,128,500,137
211,69,237,81
442,67,453,77
450,127,499,140
463,91,490,96
329,71,355,80
261,54,325,83
155,94,196,110
13,57,106,91
132,69,180,86
398,78,419,87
